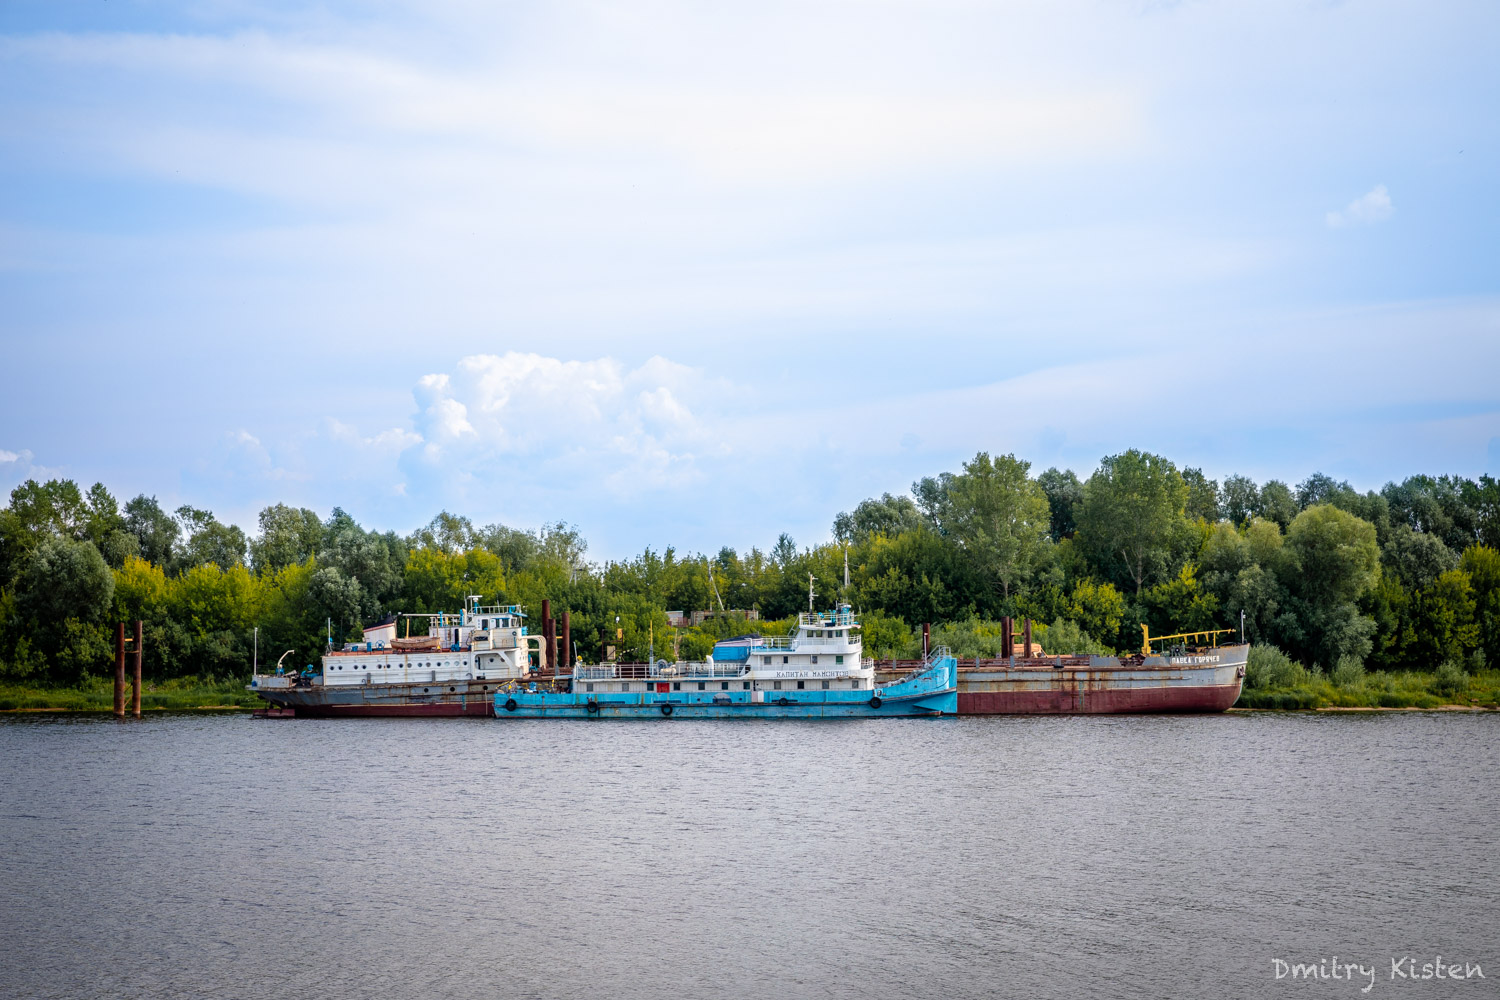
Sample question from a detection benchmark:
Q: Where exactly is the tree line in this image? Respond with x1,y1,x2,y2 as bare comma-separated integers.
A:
1,451,1498,686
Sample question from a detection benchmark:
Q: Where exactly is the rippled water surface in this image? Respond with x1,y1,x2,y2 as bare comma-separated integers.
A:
2,712,1497,999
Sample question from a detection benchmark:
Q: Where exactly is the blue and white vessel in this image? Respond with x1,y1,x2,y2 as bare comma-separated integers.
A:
493,604,956,719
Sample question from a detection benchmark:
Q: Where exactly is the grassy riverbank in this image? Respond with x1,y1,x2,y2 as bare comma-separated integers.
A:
1235,645,1500,710
0,676,258,712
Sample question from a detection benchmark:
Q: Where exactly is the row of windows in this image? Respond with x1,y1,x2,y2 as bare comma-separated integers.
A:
761,655,845,665
807,629,846,638
580,678,866,693
333,660,469,671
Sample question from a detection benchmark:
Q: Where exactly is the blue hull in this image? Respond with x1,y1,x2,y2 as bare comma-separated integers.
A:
496,657,957,720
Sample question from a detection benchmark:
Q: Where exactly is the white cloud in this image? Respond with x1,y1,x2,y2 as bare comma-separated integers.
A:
1327,184,1393,228
395,352,725,495
0,449,21,463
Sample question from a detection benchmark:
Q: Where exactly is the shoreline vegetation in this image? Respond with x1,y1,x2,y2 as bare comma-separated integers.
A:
3,452,1499,714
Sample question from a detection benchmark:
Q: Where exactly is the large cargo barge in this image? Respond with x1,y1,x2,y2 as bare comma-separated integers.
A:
249,600,537,717
951,622,1246,715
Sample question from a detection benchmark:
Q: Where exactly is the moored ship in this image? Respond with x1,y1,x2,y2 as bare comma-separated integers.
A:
494,604,957,719
951,620,1247,714
249,598,537,717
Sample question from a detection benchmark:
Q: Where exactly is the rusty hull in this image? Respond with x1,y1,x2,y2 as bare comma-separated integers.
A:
935,644,1246,715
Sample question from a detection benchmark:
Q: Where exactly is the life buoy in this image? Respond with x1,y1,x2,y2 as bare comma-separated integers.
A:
868,696,883,709
775,696,790,706
660,703,674,717
504,698,518,713
586,699,600,715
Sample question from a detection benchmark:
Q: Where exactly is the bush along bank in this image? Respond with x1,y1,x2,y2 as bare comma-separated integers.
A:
1235,644,1500,710
0,676,259,713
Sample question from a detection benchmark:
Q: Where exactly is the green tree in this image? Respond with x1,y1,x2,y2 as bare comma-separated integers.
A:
1407,569,1479,669
176,507,248,572
1280,504,1380,667
13,537,115,684
1221,475,1260,526
1075,450,1189,596
1181,468,1221,523
832,493,924,544
17,537,114,627
1036,468,1084,541
939,452,1050,600
251,503,323,575
1381,525,1456,590
123,494,180,566
1258,480,1298,529
1459,545,1500,669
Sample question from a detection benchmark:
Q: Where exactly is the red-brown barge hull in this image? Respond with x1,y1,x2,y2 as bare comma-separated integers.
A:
285,701,492,718
950,643,1248,715
959,681,1241,715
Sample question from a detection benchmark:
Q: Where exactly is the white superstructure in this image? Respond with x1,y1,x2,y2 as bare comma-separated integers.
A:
315,598,535,688
569,604,876,699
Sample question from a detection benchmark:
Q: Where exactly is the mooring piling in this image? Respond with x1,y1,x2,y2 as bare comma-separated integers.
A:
131,620,143,717
114,623,125,717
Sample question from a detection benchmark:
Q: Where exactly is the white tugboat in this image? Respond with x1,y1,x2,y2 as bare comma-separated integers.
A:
250,598,536,717
494,603,957,719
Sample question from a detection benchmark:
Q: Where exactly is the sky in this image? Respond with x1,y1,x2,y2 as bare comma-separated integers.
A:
2,0,1497,562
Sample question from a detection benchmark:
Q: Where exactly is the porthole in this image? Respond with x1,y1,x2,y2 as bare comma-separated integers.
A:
449,687,456,692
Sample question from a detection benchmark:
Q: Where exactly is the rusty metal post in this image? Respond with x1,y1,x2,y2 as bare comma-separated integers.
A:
1023,618,1033,658
113,623,125,717
1001,616,1012,659
131,621,143,717
561,610,571,672
540,600,552,673
922,622,930,659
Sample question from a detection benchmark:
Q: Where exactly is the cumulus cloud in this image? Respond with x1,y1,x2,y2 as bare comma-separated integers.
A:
396,352,727,495
1327,184,1393,227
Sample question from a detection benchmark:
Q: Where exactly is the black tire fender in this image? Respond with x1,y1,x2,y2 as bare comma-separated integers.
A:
504,698,518,713
660,703,674,717
868,696,883,709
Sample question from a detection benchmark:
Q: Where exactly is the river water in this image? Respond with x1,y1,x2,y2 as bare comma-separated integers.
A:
1,712,1496,1000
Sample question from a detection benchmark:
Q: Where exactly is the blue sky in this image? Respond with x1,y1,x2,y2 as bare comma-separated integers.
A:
2,0,1497,561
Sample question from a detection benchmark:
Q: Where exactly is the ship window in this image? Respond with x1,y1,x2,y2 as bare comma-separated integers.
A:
773,681,783,690
796,681,805,690
782,656,788,664
811,656,818,664
698,682,706,691
836,655,844,665
586,683,594,692
822,680,830,689
721,682,729,690
763,656,771,665
743,682,751,690
673,682,681,691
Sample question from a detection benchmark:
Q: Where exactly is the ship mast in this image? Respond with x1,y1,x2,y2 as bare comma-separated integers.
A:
808,573,816,613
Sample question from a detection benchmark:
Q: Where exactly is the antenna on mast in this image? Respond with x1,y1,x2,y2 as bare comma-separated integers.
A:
843,544,850,590
708,560,725,612
808,573,817,612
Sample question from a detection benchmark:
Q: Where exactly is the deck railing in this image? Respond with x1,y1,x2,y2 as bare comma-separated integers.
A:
798,609,858,628
575,662,749,681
